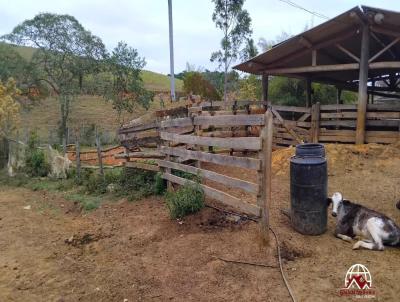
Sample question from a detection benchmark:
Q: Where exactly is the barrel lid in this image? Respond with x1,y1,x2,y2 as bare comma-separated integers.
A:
295,143,325,157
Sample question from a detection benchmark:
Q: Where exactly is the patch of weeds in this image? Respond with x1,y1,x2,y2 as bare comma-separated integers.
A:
65,193,101,211
165,181,205,219
154,172,166,195
0,172,30,187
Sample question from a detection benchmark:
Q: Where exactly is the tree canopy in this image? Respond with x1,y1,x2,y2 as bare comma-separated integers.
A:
211,0,252,105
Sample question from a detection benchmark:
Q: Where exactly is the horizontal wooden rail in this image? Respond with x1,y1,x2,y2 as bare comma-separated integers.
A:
115,151,164,159
160,146,261,170
193,114,265,127
124,161,160,172
158,160,259,194
119,121,159,134
162,172,261,217
160,132,262,150
161,117,193,128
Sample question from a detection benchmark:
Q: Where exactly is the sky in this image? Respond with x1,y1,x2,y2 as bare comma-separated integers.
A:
1,0,400,74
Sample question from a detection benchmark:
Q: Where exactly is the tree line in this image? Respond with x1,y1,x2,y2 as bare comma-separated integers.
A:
0,13,152,153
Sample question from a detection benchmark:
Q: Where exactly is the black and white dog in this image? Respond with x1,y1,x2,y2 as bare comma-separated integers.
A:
328,192,400,251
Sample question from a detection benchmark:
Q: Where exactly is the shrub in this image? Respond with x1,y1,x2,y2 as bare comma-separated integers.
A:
165,181,205,219
154,172,166,195
24,131,50,177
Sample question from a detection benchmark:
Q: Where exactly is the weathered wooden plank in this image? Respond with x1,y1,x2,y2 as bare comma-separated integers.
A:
367,112,400,119
319,129,356,137
194,114,265,127
320,120,356,127
119,121,159,134
319,136,355,143
320,104,357,110
158,160,259,194
161,117,193,128
201,130,248,138
125,161,160,172
366,120,400,127
271,108,304,143
160,146,261,170
115,151,164,159
162,173,261,217
365,131,400,138
272,105,311,113
321,112,357,119
367,103,400,111
160,132,262,151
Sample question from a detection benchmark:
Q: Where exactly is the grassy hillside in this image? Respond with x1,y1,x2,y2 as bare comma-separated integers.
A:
10,44,183,92
20,94,188,145
7,44,185,144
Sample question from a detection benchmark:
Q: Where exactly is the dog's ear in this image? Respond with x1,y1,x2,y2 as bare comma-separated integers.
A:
327,198,332,206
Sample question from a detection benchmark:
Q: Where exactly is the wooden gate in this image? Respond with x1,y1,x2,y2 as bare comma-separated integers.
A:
158,110,273,223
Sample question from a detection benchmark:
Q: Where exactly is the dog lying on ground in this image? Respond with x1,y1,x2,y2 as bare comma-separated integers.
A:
328,192,400,251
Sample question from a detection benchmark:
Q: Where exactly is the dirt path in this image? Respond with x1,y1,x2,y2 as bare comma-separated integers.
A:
0,143,399,301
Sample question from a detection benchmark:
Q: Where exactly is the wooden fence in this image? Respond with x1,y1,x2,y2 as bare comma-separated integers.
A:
159,110,273,224
191,100,399,148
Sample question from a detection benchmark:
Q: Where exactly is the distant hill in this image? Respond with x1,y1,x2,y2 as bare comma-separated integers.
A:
9,44,183,92
4,44,185,144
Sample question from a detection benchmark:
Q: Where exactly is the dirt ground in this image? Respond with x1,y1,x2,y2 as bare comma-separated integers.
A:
0,143,399,301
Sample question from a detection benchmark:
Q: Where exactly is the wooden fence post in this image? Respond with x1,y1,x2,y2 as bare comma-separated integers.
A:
95,126,104,177
75,129,81,181
258,110,273,242
311,102,320,143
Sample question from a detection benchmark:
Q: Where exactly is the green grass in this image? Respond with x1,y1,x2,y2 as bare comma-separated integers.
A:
64,193,101,211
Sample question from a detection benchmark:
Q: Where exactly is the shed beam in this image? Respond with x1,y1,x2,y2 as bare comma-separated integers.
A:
369,37,400,62
262,61,400,75
355,24,370,145
306,78,312,108
336,44,360,62
371,32,397,59
263,29,359,69
371,25,400,38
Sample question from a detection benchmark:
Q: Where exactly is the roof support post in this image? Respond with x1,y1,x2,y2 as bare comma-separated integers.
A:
337,87,343,105
306,78,312,108
262,74,269,107
355,24,370,145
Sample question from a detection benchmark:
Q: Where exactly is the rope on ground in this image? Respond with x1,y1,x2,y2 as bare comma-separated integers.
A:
212,256,277,268
269,227,297,302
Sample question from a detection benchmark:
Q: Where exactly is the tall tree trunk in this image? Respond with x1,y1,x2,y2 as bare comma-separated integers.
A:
224,63,228,109
60,95,70,155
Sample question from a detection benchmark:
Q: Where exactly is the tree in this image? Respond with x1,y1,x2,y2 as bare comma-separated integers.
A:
183,72,221,101
241,38,258,60
0,79,20,139
104,41,153,117
210,0,252,107
0,43,48,104
3,13,107,153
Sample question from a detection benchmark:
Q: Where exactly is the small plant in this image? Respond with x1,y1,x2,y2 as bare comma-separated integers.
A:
24,131,50,177
165,181,205,219
64,193,101,211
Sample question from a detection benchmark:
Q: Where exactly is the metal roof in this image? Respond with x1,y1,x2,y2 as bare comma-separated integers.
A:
233,5,400,86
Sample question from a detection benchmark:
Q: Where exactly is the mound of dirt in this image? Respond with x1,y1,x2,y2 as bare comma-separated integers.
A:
272,142,400,177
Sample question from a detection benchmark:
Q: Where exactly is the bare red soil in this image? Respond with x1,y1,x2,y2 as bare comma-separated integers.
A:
0,143,399,301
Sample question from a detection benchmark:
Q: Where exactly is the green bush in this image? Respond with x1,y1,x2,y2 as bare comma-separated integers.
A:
165,181,205,219
154,172,166,195
24,131,50,177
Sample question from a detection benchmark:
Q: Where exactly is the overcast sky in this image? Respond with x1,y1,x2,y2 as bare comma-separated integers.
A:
1,0,399,74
